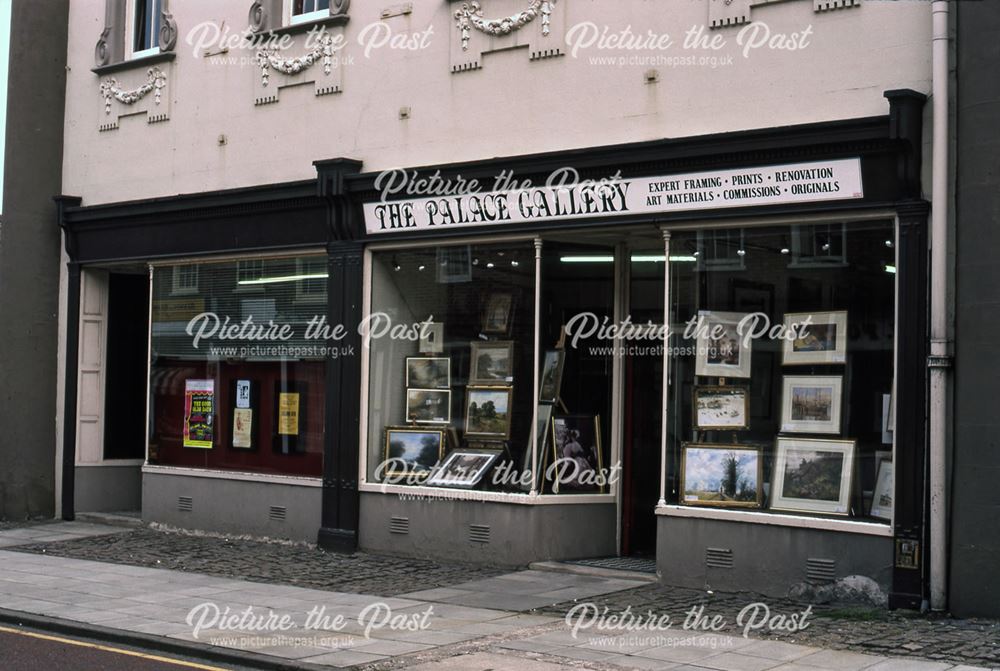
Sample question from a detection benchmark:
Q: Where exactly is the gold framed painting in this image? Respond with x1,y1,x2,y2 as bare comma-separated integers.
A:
679,443,762,508
693,386,750,431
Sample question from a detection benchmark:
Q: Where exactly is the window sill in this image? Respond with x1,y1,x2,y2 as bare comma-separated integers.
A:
93,51,176,76
255,13,349,39
143,464,322,487
358,482,615,505
656,504,892,537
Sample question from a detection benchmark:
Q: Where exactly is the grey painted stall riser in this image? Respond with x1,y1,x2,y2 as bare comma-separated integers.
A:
359,492,617,567
657,517,892,598
75,466,141,512
143,473,321,542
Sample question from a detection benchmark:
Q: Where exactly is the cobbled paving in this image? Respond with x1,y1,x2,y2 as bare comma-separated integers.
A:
10,528,505,597
9,527,1000,668
539,583,1000,669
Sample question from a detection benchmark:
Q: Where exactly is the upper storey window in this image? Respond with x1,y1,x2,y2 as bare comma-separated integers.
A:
131,0,162,59
290,0,330,25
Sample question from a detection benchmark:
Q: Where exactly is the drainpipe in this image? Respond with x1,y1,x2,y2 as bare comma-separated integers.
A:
928,0,951,613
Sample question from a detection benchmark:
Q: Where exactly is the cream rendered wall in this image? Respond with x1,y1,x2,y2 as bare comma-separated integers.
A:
61,0,931,205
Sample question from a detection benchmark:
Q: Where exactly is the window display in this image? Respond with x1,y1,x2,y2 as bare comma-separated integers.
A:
148,255,326,477
667,220,895,522
365,240,615,494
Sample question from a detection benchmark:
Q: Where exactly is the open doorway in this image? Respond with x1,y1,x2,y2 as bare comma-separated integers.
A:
72,266,148,515
103,271,150,461
620,244,664,558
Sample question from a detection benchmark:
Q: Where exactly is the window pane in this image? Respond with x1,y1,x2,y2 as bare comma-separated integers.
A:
366,242,536,490
667,221,895,521
149,255,327,477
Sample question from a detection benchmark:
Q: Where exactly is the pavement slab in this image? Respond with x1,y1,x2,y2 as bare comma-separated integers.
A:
0,524,997,670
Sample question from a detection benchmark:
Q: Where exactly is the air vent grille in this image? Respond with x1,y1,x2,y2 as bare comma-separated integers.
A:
389,516,410,535
177,496,193,512
806,558,836,584
705,547,734,569
469,524,491,544
269,506,287,522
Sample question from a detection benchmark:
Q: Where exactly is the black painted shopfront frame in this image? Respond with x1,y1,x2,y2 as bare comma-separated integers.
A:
56,89,929,608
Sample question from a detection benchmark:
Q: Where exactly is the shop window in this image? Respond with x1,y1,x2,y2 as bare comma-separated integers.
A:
148,255,327,477
364,240,615,495
666,221,895,523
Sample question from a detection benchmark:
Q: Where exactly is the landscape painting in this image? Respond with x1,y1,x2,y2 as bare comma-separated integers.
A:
680,444,761,508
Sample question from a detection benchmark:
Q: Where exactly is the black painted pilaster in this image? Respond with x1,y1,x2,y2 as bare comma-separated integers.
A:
314,158,363,553
56,195,83,521
890,201,930,610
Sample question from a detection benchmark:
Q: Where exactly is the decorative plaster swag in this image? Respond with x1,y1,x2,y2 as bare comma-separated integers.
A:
455,0,555,51
99,67,166,115
255,35,336,87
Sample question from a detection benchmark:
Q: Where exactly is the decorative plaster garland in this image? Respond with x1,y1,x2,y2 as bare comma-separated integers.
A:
455,0,555,51
255,35,336,88
99,67,166,115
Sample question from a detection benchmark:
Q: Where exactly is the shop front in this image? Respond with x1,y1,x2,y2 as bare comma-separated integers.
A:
341,89,929,608
58,89,930,608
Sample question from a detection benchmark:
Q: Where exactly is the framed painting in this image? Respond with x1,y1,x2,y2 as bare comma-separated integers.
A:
695,310,752,379
771,437,855,515
782,311,848,365
406,389,451,424
426,449,502,489
780,375,843,434
465,386,513,439
539,350,566,403
481,291,516,335
382,426,446,481
680,443,762,508
406,357,451,389
693,386,750,431
550,415,604,493
469,341,514,384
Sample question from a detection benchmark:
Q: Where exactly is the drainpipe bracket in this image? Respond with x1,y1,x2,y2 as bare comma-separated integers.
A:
927,354,953,370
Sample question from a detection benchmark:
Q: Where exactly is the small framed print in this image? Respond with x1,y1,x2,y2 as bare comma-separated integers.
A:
406,357,451,389
465,386,513,439
539,350,566,403
469,341,514,384
780,375,843,434
520,403,554,491
782,311,848,365
695,310,752,379
481,291,516,335
870,459,894,520
382,426,446,481
771,437,855,515
693,386,750,431
426,449,502,489
680,443,762,508
406,389,451,424
419,322,444,354
550,415,604,493
436,246,472,284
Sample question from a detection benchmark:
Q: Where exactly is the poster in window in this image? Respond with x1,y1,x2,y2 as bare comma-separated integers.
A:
274,381,307,455
278,392,300,435
232,409,253,449
230,379,258,450
183,379,215,449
